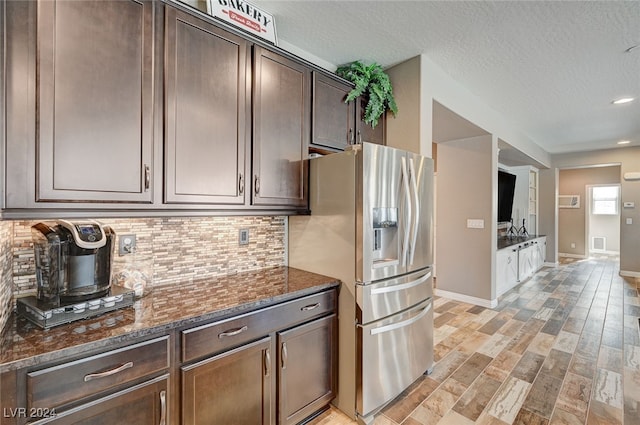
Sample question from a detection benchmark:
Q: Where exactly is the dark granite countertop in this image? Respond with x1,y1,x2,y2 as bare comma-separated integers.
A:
0,266,340,372
497,235,546,250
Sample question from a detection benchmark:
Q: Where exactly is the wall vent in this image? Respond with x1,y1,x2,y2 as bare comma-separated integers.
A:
591,236,606,252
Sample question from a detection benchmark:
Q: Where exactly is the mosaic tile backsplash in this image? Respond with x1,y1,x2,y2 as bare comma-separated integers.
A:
2,216,286,331
0,221,13,333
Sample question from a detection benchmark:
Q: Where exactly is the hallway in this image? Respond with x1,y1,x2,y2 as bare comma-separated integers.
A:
310,255,640,424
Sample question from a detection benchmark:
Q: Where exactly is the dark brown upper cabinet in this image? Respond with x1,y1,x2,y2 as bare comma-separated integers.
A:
164,6,250,205
252,47,310,208
3,0,314,214
36,0,155,203
311,72,386,152
311,73,355,151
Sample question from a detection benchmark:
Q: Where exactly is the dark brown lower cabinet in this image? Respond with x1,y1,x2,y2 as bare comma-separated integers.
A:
277,314,337,425
181,337,274,425
31,375,169,425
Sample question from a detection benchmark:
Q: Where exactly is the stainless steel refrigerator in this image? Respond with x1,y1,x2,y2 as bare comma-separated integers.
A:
289,143,434,424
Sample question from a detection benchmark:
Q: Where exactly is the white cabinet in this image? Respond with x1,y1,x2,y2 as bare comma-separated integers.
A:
496,236,546,297
496,247,519,297
532,236,546,270
517,244,534,282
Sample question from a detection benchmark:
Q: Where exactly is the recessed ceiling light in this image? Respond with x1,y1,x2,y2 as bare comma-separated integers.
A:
612,97,635,105
617,140,631,145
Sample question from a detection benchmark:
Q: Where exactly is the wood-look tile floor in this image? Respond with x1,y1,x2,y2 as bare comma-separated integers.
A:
308,255,640,425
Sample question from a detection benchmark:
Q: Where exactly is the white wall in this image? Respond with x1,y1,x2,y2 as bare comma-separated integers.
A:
553,147,640,275
435,135,496,305
538,168,558,264
385,56,428,156
588,196,620,254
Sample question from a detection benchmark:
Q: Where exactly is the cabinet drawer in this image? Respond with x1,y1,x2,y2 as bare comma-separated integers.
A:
27,336,169,410
182,289,337,363
278,290,336,330
182,308,273,363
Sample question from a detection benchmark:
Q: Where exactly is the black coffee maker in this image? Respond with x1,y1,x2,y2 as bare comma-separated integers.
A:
32,220,115,304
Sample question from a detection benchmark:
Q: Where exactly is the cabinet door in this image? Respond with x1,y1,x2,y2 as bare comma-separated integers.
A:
36,0,155,203
32,375,168,425
181,337,274,425
277,314,337,425
356,97,386,146
311,72,355,151
252,47,309,207
165,7,249,205
496,249,518,296
518,246,533,281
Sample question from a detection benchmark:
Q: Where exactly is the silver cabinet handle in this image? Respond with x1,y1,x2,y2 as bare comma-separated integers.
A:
357,129,362,144
408,157,420,266
370,303,432,336
348,128,354,145
254,175,260,194
84,361,133,382
400,157,411,267
238,173,244,194
281,342,288,369
301,303,320,311
218,325,248,339
159,390,166,425
144,165,150,191
264,349,271,376
370,271,431,295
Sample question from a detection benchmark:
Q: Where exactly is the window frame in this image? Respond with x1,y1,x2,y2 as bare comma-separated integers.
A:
591,185,620,216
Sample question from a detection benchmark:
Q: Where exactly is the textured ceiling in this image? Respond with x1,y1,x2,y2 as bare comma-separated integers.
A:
253,0,640,155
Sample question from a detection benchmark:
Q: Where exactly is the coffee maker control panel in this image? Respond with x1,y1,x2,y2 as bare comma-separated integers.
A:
58,220,108,249
76,224,102,242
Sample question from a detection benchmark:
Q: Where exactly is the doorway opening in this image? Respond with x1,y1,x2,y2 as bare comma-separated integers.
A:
586,184,621,256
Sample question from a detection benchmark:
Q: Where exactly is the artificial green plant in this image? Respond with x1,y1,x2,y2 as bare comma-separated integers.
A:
335,60,398,129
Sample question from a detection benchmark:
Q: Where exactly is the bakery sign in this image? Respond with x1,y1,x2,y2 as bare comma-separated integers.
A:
207,0,277,45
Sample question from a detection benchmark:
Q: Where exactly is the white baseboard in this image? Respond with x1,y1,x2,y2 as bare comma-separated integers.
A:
620,270,640,278
434,289,498,309
558,253,587,259
543,261,559,267
589,250,620,256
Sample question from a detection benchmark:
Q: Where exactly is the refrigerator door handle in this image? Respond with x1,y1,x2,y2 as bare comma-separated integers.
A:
370,271,432,295
370,302,432,335
408,157,420,266
400,156,411,267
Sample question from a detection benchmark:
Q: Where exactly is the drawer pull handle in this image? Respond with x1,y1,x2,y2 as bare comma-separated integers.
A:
144,164,150,191
83,361,133,382
218,325,248,339
254,175,260,194
264,349,271,377
301,303,320,311
159,390,167,425
281,342,288,369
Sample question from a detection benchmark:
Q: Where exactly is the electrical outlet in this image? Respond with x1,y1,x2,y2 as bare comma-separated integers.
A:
119,234,136,255
239,229,250,245
571,242,576,249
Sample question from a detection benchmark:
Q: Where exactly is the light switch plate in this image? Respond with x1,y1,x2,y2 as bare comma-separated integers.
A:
466,219,485,229
626,218,633,225
624,202,635,208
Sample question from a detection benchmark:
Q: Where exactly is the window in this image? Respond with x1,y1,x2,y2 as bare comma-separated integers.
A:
592,186,619,215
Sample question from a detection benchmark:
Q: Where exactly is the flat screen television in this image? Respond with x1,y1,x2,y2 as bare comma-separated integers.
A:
498,170,516,222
